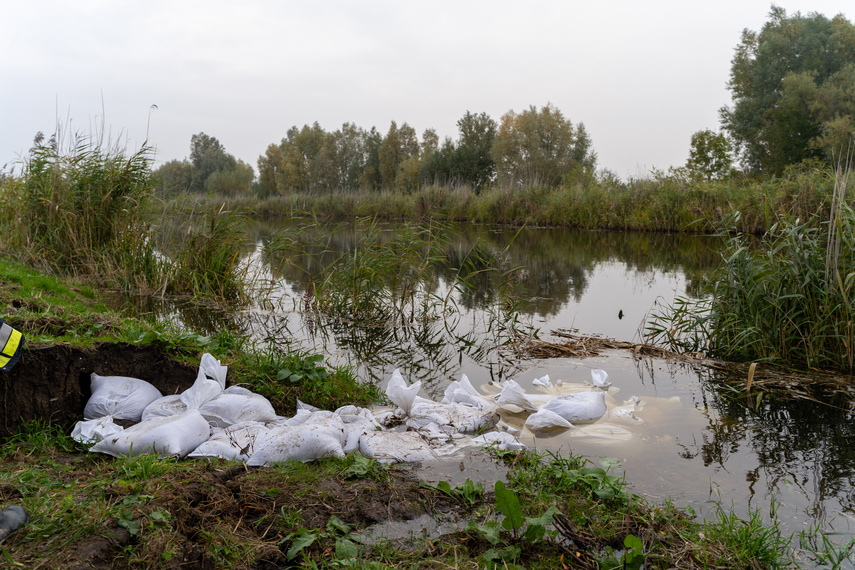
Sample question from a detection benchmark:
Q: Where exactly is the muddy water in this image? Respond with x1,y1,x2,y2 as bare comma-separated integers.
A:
141,220,854,542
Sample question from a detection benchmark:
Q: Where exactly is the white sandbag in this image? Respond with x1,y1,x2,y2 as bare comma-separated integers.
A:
525,408,575,430
471,431,526,451
406,399,500,434
278,408,316,426
141,394,185,420
385,370,421,415
590,369,611,388
188,421,269,461
334,405,380,427
246,423,346,465
333,406,381,453
441,375,494,411
610,396,644,423
90,410,211,458
539,391,607,423
494,379,544,412
531,375,553,389
199,391,278,428
297,399,321,411
359,430,438,463
182,370,223,410
71,417,124,443
222,385,255,396
142,364,225,421
199,352,228,389
83,373,163,421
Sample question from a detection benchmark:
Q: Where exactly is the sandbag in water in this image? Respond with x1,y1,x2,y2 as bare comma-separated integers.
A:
590,369,611,389
385,369,421,415
359,430,438,463
524,408,575,431
538,390,607,423
441,374,494,411
471,431,527,451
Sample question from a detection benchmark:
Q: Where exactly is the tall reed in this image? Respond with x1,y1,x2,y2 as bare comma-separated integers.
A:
160,204,255,302
192,163,838,235
646,162,855,371
10,131,157,279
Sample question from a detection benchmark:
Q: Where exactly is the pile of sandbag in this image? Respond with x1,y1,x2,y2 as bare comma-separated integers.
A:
72,354,642,464
71,355,526,464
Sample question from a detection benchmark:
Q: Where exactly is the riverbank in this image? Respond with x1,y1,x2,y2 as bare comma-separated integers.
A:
174,164,840,235
0,258,843,568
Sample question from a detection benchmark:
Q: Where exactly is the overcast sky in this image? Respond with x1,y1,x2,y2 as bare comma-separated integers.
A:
2,1,852,180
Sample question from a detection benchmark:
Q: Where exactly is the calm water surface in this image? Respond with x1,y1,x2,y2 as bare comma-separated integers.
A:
145,219,855,545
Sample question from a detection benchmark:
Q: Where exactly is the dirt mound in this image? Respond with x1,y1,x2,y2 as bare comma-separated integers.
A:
0,342,198,438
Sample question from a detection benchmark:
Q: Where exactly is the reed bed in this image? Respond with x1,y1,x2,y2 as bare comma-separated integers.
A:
200,164,839,235
0,132,254,302
646,160,855,372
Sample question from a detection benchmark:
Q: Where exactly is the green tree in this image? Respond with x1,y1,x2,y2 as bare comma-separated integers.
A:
275,123,327,193
720,6,855,174
421,128,439,156
686,130,733,180
153,159,193,196
205,160,254,196
360,127,383,191
256,143,284,197
492,103,596,187
189,133,236,192
379,122,420,191
456,111,497,191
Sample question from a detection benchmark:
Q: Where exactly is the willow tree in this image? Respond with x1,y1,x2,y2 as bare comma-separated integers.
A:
720,6,855,174
491,103,595,187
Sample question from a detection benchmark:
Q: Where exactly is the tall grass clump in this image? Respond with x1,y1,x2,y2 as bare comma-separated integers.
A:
160,204,255,302
6,131,160,282
647,159,855,371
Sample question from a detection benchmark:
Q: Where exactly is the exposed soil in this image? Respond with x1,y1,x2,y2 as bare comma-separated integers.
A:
0,342,198,438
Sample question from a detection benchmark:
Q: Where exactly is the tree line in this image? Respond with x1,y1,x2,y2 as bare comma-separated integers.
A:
155,103,596,197
154,7,855,196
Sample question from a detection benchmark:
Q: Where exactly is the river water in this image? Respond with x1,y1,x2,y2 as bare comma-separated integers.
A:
146,219,855,546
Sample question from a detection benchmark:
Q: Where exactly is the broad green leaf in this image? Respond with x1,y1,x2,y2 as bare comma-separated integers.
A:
494,481,524,531
478,521,501,545
286,531,318,560
335,538,359,559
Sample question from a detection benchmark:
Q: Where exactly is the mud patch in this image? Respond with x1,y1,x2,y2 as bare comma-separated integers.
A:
3,454,465,569
0,342,197,437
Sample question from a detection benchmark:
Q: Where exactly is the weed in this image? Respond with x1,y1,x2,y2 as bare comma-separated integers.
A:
341,452,389,481
421,478,484,509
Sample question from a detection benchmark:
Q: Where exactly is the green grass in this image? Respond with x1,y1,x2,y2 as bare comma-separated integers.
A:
226,343,382,414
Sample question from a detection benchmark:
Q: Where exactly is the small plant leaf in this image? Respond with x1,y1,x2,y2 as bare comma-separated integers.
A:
285,530,318,560
494,481,524,531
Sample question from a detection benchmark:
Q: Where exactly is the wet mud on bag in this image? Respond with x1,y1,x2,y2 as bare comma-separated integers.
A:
0,319,24,373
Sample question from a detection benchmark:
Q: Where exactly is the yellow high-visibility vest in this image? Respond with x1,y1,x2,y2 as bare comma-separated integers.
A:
0,319,24,372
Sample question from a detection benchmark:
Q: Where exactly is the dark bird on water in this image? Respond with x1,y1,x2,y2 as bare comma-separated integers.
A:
618,310,624,320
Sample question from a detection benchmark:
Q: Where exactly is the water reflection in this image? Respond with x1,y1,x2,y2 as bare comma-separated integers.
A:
107,218,855,545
